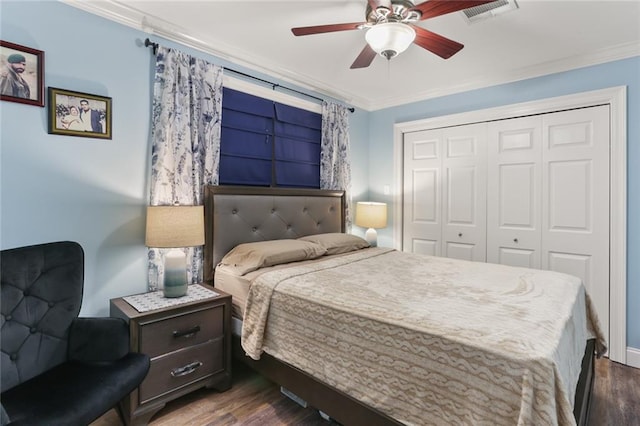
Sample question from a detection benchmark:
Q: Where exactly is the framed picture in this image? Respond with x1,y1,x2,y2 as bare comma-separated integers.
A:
0,40,44,107
48,87,112,139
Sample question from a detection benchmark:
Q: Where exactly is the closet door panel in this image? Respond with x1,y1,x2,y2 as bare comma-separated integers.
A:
412,239,439,256
497,247,537,268
487,117,542,268
403,130,443,256
442,123,487,262
542,105,610,344
548,160,591,230
445,242,477,261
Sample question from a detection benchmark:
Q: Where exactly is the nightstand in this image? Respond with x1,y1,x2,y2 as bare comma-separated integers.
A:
110,284,231,425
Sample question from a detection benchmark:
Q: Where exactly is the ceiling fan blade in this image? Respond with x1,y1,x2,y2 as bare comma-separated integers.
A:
410,0,497,21
350,44,377,69
412,25,464,59
292,22,364,36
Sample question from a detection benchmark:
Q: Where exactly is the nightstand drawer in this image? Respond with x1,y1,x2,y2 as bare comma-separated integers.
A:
140,306,224,357
140,337,224,403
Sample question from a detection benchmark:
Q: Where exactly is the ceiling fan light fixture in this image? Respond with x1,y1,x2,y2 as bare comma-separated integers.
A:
365,22,416,60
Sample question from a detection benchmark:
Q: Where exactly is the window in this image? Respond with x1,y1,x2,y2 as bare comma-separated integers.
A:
219,87,322,188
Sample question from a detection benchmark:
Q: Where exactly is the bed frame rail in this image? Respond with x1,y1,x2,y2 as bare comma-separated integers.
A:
232,336,402,426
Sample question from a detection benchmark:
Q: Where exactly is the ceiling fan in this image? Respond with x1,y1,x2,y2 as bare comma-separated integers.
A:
291,0,496,69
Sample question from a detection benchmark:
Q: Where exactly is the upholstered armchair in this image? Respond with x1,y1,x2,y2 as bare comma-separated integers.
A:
1,241,150,426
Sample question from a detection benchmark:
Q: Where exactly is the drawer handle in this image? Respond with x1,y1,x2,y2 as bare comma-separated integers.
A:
513,238,519,243
173,325,201,339
171,361,203,377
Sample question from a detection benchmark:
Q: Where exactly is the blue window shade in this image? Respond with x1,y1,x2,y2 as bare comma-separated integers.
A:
274,103,322,129
220,87,274,186
220,87,321,188
219,156,272,186
275,161,320,188
273,103,321,188
222,88,273,118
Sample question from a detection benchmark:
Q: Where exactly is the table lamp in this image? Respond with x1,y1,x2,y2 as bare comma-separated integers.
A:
145,205,205,297
355,201,387,247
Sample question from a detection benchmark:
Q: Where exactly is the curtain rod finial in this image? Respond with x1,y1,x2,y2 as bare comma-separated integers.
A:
144,38,159,55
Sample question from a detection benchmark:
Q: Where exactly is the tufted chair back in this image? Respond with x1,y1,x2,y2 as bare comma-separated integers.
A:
1,241,84,393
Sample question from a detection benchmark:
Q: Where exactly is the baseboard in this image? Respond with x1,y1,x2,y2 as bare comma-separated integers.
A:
626,347,640,369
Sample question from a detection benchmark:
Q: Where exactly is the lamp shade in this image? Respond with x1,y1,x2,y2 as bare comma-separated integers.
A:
365,22,416,59
145,205,205,248
355,202,388,229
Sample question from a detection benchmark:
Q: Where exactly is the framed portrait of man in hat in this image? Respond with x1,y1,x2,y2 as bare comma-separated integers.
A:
0,40,44,107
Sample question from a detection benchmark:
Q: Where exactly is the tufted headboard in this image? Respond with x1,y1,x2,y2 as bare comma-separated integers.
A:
203,185,345,284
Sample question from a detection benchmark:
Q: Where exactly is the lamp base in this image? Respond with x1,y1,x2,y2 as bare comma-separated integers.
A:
163,249,188,298
364,228,378,247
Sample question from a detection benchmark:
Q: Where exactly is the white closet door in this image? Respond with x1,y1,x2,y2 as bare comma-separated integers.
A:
403,129,443,256
487,116,542,268
441,123,487,261
542,105,610,344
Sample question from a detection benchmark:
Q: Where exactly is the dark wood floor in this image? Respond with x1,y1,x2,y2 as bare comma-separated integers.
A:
93,357,639,426
588,357,640,426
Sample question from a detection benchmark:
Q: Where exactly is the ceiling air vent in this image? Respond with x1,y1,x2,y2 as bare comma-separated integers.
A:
462,0,519,24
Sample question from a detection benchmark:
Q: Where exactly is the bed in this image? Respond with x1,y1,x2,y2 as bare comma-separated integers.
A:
203,185,604,426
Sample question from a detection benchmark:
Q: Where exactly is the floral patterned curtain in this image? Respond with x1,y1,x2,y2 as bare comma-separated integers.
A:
148,45,223,291
320,101,353,230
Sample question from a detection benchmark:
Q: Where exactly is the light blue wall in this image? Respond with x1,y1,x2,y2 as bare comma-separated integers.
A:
367,56,640,349
0,1,367,316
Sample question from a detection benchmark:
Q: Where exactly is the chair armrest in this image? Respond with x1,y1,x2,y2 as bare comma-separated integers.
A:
1,403,10,426
68,317,130,362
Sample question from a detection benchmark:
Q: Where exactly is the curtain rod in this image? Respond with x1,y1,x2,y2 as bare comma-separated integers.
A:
144,38,354,113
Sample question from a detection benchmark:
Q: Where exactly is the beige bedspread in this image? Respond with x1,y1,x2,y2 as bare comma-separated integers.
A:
242,248,606,426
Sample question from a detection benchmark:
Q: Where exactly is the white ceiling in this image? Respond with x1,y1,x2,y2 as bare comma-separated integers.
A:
65,0,640,111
